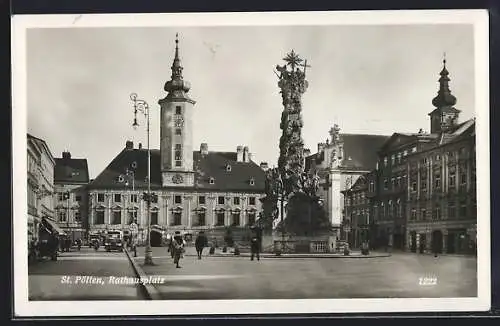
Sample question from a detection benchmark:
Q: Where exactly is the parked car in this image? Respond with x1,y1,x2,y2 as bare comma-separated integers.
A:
104,230,124,252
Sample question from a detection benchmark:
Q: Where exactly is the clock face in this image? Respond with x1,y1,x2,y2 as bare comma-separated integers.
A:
172,174,184,184
174,117,184,128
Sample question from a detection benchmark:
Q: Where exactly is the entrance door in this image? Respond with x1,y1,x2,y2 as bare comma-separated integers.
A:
419,234,426,253
447,232,456,254
432,230,443,254
410,231,417,252
150,230,162,247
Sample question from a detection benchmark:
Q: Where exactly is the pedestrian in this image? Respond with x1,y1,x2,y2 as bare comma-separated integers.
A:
250,226,260,261
195,231,208,260
173,231,186,268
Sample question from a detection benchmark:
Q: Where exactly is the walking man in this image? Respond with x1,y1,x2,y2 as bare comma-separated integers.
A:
195,231,208,260
250,226,261,261
129,219,138,257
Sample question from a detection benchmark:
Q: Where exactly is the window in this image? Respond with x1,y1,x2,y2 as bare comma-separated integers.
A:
369,181,375,193
218,196,225,205
249,178,255,186
384,179,388,190
448,151,454,158
112,211,121,224
434,173,441,189
114,194,121,202
199,196,206,204
131,194,138,203
75,195,82,202
421,208,427,221
217,212,225,226
197,212,206,226
58,211,66,222
396,177,401,189
421,180,427,191
97,193,105,202
95,211,105,224
74,211,81,221
449,170,456,187
388,201,393,217
422,157,428,165
460,201,467,218
448,202,456,219
411,209,417,220
435,154,441,161
391,154,395,165
175,144,182,167
58,192,64,201
175,106,182,115
226,164,232,172
232,212,240,226
209,177,215,185
433,207,441,220
128,211,137,224
380,203,385,219
403,150,408,157
151,194,158,203
391,178,395,190
412,181,417,192
174,195,182,204
412,147,417,153
248,213,256,225
249,197,256,205
396,199,402,217
383,157,388,167
397,153,402,164
151,211,158,225
175,128,182,135
461,171,467,184
173,212,182,225
234,197,240,205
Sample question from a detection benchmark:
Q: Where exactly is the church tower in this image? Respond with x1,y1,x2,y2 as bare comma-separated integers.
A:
428,56,461,134
159,34,196,187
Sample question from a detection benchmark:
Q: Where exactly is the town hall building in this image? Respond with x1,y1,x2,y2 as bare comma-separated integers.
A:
86,35,266,243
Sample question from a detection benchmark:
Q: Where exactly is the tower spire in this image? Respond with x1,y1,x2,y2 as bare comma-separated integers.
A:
431,53,456,108
163,33,192,99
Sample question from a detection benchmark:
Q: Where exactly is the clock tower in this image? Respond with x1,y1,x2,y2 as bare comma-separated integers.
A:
159,34,196,187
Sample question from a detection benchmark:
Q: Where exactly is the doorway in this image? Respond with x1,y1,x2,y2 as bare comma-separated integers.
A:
432,230,443,254
410,231,417,252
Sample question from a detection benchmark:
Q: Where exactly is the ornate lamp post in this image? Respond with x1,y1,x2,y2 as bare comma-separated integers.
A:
130,92,154,265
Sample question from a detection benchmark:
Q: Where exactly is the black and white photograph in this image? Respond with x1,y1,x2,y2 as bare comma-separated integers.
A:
12,10,490,316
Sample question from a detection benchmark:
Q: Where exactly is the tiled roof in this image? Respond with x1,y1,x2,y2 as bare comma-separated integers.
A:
341,134,390,170
89,148,266,193
54,158,90,184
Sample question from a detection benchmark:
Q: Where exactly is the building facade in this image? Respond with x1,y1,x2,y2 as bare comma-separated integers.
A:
342,58,477,254
53,151,90,241
306,125,388,240
27,134,56,241
86,35,266,243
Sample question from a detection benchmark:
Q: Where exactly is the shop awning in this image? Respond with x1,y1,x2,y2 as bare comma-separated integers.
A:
43,218,67,236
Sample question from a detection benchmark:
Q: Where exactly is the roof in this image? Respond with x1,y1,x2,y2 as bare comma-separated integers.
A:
27,133,55,164
54,157,90,184
88,147,266,193
341,134,390,170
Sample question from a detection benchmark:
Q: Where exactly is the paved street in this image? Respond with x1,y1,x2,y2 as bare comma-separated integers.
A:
133,246,477,300
28,247,145,300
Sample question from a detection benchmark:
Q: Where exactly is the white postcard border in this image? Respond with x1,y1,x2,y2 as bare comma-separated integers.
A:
12,10,490,316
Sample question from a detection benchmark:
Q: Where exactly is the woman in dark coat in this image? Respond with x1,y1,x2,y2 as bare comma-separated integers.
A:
172,231,186,268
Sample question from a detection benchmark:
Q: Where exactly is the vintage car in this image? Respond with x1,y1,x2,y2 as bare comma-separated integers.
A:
104,230,124,252
88,233,101,248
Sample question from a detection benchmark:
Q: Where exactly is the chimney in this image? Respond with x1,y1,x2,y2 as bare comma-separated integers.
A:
200,143,208,155
243,146,249,162
260,162,269,171
125,140,133,150
138,143,142,149
236,146,243,162
62,151,71,159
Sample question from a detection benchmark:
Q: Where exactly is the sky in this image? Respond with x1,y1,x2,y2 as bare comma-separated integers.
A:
26,24,475,179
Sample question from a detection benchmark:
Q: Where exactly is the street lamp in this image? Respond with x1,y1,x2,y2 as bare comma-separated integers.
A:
130,92,154,265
